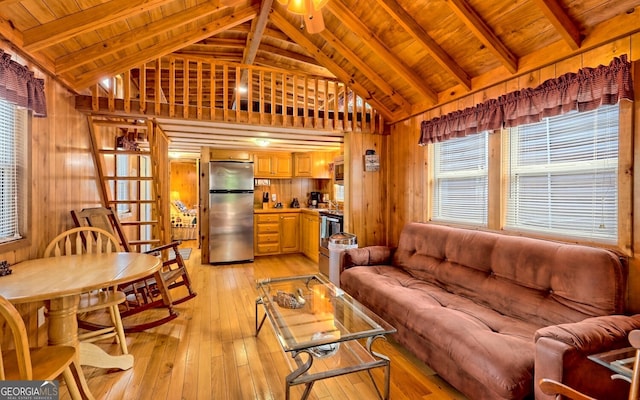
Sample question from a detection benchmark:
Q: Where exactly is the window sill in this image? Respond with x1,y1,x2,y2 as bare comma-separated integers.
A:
0,237,31,254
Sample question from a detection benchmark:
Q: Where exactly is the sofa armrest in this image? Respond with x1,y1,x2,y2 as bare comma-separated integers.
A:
534,314,640,400
339,246,395,274
535,314,640,353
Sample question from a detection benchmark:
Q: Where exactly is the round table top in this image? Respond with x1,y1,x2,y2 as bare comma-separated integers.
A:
0,252,162,304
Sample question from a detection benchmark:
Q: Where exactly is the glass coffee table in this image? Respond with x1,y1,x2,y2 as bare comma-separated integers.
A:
588,347,638,383
255,274,396,400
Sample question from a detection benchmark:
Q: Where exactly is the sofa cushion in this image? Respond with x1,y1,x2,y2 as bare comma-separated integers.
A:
342,264,538,399
392,223,626,326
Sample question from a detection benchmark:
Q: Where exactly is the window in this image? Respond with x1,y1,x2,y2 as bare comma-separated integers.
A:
505,104,619,242
115,154,131,215
432,132,488,226
0,99,27,244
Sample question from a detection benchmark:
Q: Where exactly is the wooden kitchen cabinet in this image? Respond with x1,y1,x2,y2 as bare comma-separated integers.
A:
294,153,313,177
254,152,292,178
255,213,281,255
311,151,332,179
254,212,299,255
280,213,300,253
301,212,319,262
209,149,252,161
294,151,333,179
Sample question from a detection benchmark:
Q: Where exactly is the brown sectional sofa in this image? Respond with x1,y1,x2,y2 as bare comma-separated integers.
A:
339,222,640,400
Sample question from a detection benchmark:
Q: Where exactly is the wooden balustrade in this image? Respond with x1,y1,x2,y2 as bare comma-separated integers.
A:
90,56,384,133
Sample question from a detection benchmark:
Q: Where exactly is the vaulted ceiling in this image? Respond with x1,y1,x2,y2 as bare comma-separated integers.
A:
0,0,638,154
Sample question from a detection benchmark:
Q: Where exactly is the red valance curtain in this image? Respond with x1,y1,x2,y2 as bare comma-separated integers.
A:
0,49,47,117
419,55,633,145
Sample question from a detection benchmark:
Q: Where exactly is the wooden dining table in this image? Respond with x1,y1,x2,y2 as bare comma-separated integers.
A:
0,252,162,400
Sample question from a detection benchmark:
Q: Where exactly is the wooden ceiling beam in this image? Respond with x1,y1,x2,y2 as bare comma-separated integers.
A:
325,0,437,104
269,9,397,121
235,0,273,105
446,0,518,73
531,0,582,50
71,5,259,90
55,1,238,74
318,28,410,112
187,38,247,49
23,0,176,52
241,0,274,66
175,41,328,75
373,0,471,91
256,46,333,75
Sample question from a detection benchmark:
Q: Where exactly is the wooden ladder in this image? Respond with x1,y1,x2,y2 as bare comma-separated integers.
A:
87,115,169,250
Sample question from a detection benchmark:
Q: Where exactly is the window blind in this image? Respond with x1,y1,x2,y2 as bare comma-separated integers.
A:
0,99,25,243
115,154,130,215
432,132,488,226
505,104,618,242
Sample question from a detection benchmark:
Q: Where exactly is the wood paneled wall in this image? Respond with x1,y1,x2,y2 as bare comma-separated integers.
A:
386,36,640,313
0,43,101,346
254,178,332,209
344,131,388,247
170,160,199,209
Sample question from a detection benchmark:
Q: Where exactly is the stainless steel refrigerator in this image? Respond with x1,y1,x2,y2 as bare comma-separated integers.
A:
209,161,254,264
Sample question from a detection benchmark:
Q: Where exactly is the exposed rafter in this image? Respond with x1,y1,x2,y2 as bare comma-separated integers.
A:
325,0,438,104
234,0,273,105
256,46,333,76
446,0,518,73
23,0,175,52
317,28,410,113
373,0,472,91
241,0,274,66
72,5,260,90
531,0,582,50
55,1,237,74
270,9,396,121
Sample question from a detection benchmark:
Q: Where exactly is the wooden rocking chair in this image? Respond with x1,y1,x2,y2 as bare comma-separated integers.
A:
71,206,197,332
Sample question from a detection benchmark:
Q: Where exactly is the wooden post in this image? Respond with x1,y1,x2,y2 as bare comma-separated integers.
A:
197,61,203,120
155,59,161,115
183,59,189,119
124,70,131,114
169,57,175,118
270,71,276,126
223,65,229,121
139,63,146,113
210,62,216,120
282,73,288,127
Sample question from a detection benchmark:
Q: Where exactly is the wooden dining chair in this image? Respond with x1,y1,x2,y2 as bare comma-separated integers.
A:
44,226,128,355
540,329,640,400
539,378,597,400
71,206,196,331
0,295,83,399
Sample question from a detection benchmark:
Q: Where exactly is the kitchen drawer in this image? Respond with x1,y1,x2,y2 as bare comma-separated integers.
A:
257,243,279,254
256,214,279,223
257,233,279,244
256,223,279,234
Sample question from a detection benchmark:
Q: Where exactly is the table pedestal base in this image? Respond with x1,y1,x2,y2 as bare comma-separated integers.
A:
79,342,134,370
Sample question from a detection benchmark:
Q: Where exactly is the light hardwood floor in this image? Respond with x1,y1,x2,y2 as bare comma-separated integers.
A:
61,245,467,400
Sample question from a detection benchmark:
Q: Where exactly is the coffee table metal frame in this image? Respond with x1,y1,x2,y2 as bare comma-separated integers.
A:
255,274,396,400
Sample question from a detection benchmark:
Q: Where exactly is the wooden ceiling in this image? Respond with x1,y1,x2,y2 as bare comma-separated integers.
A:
0,0,639,154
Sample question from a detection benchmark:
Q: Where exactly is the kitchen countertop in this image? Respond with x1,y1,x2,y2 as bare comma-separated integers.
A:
254,207,323,214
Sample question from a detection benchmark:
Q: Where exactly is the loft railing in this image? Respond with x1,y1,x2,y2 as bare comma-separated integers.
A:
89,55,385,133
